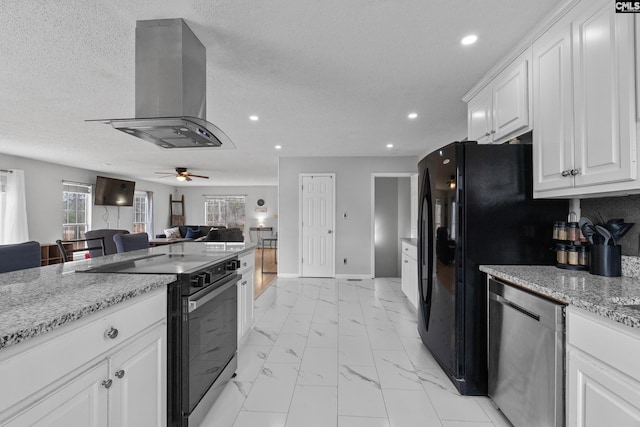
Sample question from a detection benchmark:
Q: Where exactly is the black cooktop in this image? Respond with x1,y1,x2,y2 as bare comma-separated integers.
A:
78,253,226,275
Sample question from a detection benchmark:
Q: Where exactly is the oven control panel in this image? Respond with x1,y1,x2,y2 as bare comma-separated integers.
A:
189,262,230,288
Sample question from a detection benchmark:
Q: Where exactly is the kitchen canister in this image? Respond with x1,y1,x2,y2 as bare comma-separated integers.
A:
589,244,621,277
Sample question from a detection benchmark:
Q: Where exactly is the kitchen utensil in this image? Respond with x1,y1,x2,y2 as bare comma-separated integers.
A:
596,225,614,245
581,223,597,244
604,220,634,241
579,217,594,230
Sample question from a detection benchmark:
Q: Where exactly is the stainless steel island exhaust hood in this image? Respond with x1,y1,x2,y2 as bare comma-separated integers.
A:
91,19,234,149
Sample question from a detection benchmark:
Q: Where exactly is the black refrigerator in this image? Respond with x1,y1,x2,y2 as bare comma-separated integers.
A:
417,141,568,396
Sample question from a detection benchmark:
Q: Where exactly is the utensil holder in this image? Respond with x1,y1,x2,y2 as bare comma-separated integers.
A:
589,244,621,277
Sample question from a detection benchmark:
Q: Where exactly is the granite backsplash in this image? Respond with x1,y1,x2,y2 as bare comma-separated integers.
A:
581,194,640,256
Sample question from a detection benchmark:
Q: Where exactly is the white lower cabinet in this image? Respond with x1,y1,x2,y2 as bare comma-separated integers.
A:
400,241,418,310
566,306,640,426
0,288,167,427
109,324,166,427
5,360,109,427
237,250,256,343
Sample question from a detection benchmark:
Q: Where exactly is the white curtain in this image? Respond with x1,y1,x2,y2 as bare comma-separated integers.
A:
0,169,29,244
145,191,154,238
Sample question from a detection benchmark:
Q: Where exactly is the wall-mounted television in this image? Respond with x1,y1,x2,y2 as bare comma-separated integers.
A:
94,176,135,206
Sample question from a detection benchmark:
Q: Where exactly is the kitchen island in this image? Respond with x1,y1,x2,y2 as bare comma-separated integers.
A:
0,241,256,350
481,264,640,426
0,241,256,426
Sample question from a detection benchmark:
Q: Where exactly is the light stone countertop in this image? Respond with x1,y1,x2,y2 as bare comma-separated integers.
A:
480,265,640,328
400,238,418,246
0,241,258,350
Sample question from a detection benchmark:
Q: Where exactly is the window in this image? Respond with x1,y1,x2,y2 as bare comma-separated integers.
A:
205,196,245,231
62,182,91,240
133,191,148,233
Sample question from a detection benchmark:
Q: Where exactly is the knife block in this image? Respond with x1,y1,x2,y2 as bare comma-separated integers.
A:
589,244,621,277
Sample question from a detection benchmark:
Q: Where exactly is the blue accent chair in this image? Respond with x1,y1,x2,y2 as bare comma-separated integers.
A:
113,233,150,253
0,241,41,273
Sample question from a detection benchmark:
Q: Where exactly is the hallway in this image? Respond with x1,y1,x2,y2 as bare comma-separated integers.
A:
201,277,510,427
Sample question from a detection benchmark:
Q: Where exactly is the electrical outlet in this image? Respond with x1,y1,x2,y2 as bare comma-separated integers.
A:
343,258,347,264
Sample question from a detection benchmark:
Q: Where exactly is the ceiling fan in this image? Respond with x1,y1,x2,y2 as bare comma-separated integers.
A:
154,167,209,182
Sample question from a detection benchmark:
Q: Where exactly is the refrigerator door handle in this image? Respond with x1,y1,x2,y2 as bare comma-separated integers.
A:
418,170,434,311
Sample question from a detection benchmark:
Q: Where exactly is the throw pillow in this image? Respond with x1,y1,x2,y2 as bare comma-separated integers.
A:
185,227,201,239
164,227,181,239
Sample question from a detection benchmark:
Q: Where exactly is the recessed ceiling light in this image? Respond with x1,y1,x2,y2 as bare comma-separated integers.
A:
275,145,282,150
461,35,478,46
408,113,418,119
386,143,394,148
249,115,259,121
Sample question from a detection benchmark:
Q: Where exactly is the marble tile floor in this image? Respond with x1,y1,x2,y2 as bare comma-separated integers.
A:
200,277,512,427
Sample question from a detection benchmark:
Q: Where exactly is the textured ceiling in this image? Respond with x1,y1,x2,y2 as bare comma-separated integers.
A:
0,0,559,186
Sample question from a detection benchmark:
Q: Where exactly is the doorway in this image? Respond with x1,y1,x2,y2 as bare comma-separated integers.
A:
299,174,335,277
371,174,412,278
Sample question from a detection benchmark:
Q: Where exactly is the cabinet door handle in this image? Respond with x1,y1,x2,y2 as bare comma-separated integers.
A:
242,280,247,286
490,130,496,134
570,169,580,176
243,262,247,267
115,369,125,379
102,379,113,389
404,260,409,263
105,327,119,339
484,132,491,137
561,170,570,177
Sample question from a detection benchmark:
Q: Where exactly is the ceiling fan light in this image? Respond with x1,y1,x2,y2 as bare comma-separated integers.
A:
176,175,187,181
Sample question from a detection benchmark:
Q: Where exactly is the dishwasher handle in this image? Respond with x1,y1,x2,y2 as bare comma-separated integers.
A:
490,293,540,322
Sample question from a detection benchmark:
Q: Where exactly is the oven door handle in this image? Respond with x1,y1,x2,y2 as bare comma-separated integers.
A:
188,273,239,313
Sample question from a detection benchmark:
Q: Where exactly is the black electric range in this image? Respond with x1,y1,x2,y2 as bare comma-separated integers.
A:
80,252,241,427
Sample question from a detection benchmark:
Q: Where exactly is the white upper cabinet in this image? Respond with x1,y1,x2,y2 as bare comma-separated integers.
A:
466,48,531,144
572,0,636,188
533,0,638,197
467,86,493,144
492,57,530,141
533,13,575,192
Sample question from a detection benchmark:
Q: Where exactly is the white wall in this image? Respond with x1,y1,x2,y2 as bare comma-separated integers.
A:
279,156,418,277
0,153,174,244
175,185,278,243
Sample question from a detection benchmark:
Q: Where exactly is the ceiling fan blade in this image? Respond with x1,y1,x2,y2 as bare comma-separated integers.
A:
188,174,210,179
185,176,192,182
154,172,175,175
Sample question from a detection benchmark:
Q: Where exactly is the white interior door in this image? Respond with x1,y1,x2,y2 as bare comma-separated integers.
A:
301,174,335,277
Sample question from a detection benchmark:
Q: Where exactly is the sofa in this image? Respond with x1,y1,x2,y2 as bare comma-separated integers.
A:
157,225,244,242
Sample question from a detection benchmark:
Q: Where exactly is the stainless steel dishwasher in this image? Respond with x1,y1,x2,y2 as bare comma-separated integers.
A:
488,277,566,427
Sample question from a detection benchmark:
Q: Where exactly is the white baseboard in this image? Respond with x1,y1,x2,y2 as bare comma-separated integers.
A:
335,274,373,280
276,274,374,280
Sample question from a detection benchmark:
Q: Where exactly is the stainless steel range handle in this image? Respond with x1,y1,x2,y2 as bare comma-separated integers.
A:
188,274,239,313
